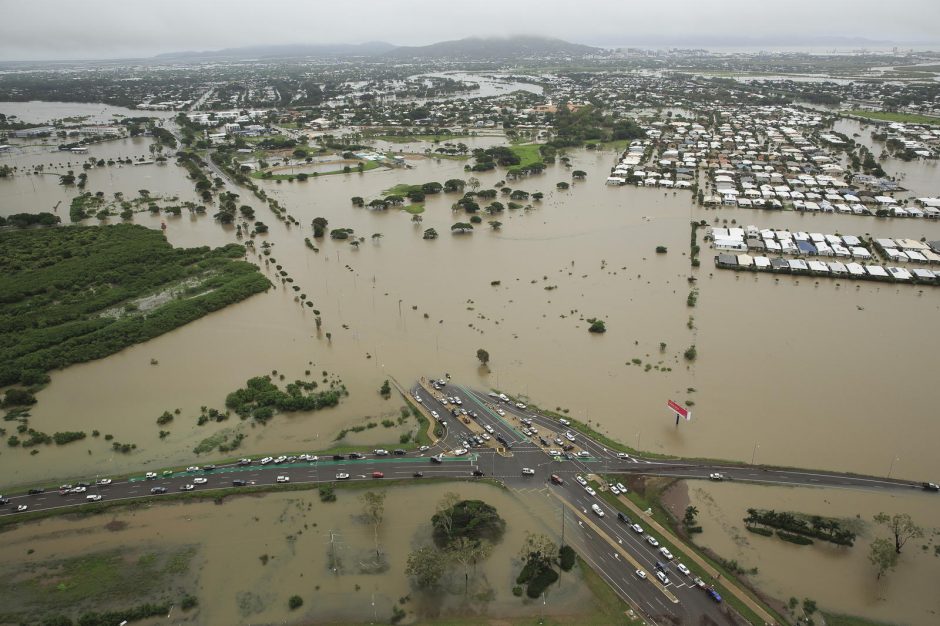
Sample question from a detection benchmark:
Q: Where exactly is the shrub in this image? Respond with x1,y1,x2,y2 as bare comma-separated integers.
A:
180,595,198,611
558,545,575,571
288,595,304,610
586,318,606,333
526,567,559,598
684,345,697,361
655,245,667,253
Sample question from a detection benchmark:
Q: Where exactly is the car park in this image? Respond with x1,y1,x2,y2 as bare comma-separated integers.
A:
677,563,691,576
180,484,194,491
591,503,604,517
150,487,167,494
659,547,674,560
193,477,208,485
631,523,644,534
335,473,350,480
232,480,248,486
656,571,670,585
276,476,290,483
86,494,102,502
584,486,596,496
635,569,647,579
372,472,384,479
521,468,535,476
646,535,660,547
575,475,587,486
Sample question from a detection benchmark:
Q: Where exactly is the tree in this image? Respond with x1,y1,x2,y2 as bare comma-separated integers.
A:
450,222,473,234
869,537,898,579
519,532,557,570
448,536,492,594
422,227,438,240
556,181,570,190
405,546,445,589
683,506,699,528
288,595,304,610
572,170,587,179
443,178,465,193
488,220,502,230
476,348,490,366
467,176,481,192
874,512,923,554
586,318,606,334
312,216,328,238
433,492,461,544
361,491,386,558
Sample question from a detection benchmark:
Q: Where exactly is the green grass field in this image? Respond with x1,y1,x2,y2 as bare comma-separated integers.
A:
846,109,940,125
510,143,544,168
251,160,380,180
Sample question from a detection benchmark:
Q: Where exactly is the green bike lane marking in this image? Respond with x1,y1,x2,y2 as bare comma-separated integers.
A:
127,455,478,482
456,385,527,439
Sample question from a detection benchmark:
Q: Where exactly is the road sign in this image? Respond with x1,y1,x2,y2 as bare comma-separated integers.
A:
667,400,691,423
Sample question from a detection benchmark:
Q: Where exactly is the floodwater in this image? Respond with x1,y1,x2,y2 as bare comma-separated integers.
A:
676,480,940,625
0,101,174,124
0,482,592,625
1,103,940,501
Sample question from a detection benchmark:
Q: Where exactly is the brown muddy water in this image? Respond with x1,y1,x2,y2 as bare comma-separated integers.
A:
1,120,940,497
674,480,940,625
0,482,592,625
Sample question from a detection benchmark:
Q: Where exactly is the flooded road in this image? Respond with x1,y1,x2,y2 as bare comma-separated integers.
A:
1,107,939,499
0,482,591,625
677,480,940,625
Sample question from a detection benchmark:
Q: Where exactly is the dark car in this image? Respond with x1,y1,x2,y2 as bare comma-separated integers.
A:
471,470,485,477
413,472,424,478
430,455,443,464
150,487,167,494
617,512,631,524
393,449,406,456
203,464,216,471
76,482,91,488
332,454,345,461
237,459,252,466
348,452,363,460
706,588,722,603
0,498,9,505
232,479,248,487
28,488,45,495
550,474,564,485
922,482,939,492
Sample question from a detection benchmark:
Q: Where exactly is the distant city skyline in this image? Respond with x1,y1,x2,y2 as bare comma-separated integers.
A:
0,0,938,61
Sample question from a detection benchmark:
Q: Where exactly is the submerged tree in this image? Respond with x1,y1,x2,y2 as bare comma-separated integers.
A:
476,348,490,366
361,491,387,558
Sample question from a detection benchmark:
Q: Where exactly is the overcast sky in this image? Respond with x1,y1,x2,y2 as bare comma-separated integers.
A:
1,0,938,61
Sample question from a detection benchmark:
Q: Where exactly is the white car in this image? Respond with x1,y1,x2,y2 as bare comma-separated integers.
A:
616,483,627,493
591,503,604,517
484,425,495,434
656,571,670,585
496,409,505,416
677,563,691,576
659,547,674,560
193,477,208,485
481,433,491,441
646,535,660,547
577,451,590,458
415,396,422,403
96,479,112,486
523,428,532,437
86,494,102,502
307,456,319,462
260,457,274,465
609,485,621,495
180,484,195,491
635,569,647,579
419,445,430,452
186,466,200,472
585,486,596,496
335,473,350,480
521,468,535,476
559,418,570,426
565,431,576,442
16,505,27,512
631,523,644,534
515,402,527,409
617,452,629,459
431,411,439,419
709,473,725,481
373,449,389,456
71,486,86,494
453,448,468,456
575,475,587,486
276,476,290,483
274,456,287,464
548,449,562,457
145,472,157,479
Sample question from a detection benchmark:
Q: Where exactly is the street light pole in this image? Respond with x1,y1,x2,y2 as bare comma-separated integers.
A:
888,455,899,478
751,442,760,465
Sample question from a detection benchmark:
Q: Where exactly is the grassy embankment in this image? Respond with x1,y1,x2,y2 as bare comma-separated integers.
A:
845,109,940,125
251,159,381,180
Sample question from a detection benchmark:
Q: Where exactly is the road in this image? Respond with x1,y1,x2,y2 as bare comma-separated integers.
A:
3,378,936,625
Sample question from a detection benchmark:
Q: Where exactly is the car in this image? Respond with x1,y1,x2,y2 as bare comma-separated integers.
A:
562,443,575,452
471,469,485,477
97,479,112,486
431,411,439,419
0,498,8,505
307,456,319,462
413,472,424,478
276,476,290,483
646,535,660,547
393,449,406,456
538,436,549,446
521,418,532,426
481,433,491,441
441,398,450,406
584,486,596,496
58,485,73,495
373,449,389,456
238,458,252,466
453,448,468,456
659,547,674,560
16,505,28,512
515,402,527,409
496,409,505,416
565,431,576,442
609,485,621,495
274,456,288,464
415,396,423,403
28,488,45,495
616,483,627,493
349,452,364,460
86,494,102,502
455,397,462,405
577,451,590,458
635,569,647,579
631,523,644,534
372,472,385,479
419,445,430,452
521,468,535,476
522,428,532,437
488,392,499,398
193,477,208,485
559,418,570,426
71,486,87,494
335,473,350,480
233,479,248,486
162,470,173,477
550,474,564,485
709,472,725,481
180,484,195,491
656,571,670,585
616,452,629,459
706,588,722,603
548,449,562,457
654,561,666,572
430,455,443,464
591,503,605,517
922,482,939,492
203,464,216,471
693,577,707,589
554,437,564,446
333,454,345,461
260,457,274,465
150,487,167,494
677,563,691,576
186,466,200,472
145,472,157,480
484,424,495,434
575,475,587,486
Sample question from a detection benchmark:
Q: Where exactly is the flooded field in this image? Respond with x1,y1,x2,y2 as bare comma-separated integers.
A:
674,480,940,625
0,482,593,625
1,105,940,500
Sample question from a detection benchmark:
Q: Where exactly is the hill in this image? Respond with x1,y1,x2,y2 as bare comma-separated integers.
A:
386,36,599,60
154,41,395,61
